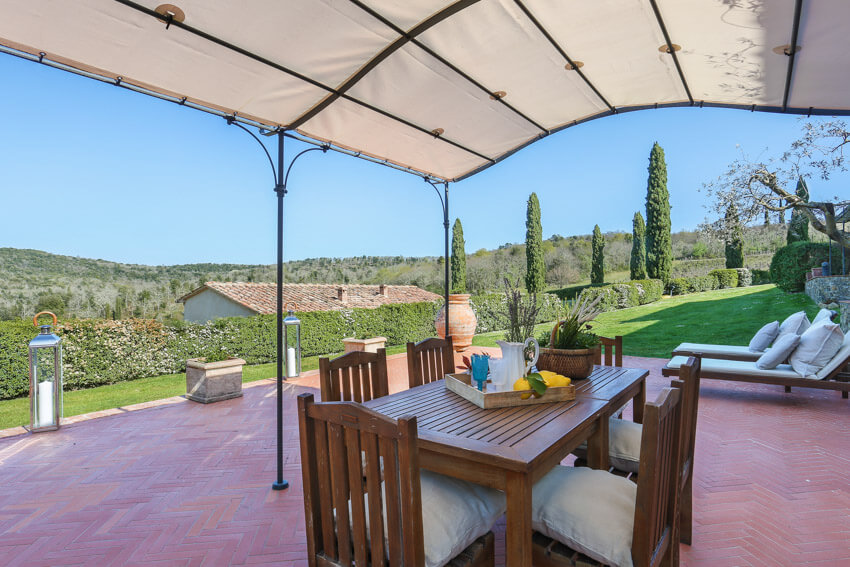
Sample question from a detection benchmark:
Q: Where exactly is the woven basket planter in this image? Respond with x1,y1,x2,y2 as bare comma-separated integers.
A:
538,320,597,379
537,347,596,379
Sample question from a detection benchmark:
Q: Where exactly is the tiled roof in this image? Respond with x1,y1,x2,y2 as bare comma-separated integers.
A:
177,282,442,313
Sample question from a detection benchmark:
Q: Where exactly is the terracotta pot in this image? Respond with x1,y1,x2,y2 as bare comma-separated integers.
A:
435,294,477,352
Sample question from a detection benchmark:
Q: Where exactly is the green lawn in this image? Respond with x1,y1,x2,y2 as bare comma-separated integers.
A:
0,344,407,431
474,284,818,359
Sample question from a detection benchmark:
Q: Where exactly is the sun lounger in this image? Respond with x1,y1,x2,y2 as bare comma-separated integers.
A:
663,341,850,399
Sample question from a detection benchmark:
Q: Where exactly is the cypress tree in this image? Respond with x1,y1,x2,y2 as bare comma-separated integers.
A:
786,176,810,244
724,203,744,269
645,142,673,283
450,218,467,293
525,192,545,294
630,212,647,280
591,225,605,284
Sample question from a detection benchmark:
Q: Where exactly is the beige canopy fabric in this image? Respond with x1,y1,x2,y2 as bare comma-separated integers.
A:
1,0,848,181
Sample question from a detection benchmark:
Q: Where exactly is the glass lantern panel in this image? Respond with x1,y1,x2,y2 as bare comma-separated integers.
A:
32,347,57,427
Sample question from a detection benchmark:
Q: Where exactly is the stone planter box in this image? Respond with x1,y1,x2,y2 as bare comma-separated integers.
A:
186,357,246,403
343,337,387,354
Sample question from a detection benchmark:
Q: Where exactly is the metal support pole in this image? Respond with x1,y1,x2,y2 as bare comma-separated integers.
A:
273,131,289,492
443,182,450,338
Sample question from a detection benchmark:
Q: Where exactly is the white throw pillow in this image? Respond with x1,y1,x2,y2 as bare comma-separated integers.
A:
816,334,850,379
608,419,642,474
812,308,835,325
533,466,636,567
748,321,780,353
776,311,811,342
756,333,800,370
790,323,845,378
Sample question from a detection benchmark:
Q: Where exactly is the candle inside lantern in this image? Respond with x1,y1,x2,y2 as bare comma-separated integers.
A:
286,347,297,378
38,381,54,427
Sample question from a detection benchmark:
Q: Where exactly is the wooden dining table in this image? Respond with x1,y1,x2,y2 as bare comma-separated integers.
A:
364,365,649,566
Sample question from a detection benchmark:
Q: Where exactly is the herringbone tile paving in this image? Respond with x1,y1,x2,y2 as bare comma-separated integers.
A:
0,354,848,565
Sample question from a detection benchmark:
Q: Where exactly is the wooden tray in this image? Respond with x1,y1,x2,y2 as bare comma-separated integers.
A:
444,373,576,409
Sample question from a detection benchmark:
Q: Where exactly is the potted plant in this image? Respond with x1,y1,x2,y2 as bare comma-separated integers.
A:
538,293,603,379
185,350,246,403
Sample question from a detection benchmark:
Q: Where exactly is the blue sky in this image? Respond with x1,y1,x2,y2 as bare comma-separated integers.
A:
1,53,845,266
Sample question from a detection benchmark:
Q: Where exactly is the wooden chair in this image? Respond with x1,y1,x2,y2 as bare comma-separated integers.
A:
406,336,455,388
297,393,498,567
594,335,623,367
531,387,685,567
319,349,389,403
670,355,701,546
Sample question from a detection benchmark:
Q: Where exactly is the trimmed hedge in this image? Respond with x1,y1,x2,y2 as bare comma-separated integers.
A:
751,269,771,285
668,274,720,295
735,268,752,287
708,269,739,289
0,301,443,400
576,279,664,312
770,242,841,292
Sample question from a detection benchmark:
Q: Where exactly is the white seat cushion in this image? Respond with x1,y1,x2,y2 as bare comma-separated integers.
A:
755,333,800,370
673,342,762,361
608,419,642,474
748,321,779,353
667,356,808,379
533,465,637,567
790,323,845,377
421,471,506,567
351,470,505,567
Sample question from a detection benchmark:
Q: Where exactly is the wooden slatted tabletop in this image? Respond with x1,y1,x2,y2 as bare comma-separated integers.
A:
364,364,649,567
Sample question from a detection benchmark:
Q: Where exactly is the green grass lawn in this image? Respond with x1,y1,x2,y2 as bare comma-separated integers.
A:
474,284,818,359
0,344,407,431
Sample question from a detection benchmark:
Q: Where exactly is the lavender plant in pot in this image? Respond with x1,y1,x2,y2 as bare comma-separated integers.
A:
538,293,603,379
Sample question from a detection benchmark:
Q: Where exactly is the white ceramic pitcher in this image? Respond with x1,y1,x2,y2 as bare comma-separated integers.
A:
495,337,540,381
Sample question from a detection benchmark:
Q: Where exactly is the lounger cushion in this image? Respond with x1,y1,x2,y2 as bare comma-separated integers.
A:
674,342,762,360
790,323,845,377
748,321,780,353
756,333,800,370
608,418,642,474
813,308,836,325
533,465,636,567
667,356,806,379
816,334,850,379
777,311,810,341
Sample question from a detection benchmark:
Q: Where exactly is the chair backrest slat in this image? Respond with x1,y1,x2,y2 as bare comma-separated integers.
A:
672,356,701,481
632,387,684,567
407,336,455,388
319,349,389,403
594,336,623,367
298,394,426,567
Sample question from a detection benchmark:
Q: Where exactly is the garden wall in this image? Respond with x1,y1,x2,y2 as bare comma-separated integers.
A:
805,275,850,305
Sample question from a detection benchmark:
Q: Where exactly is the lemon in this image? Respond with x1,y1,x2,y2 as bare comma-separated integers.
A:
546,374,571,388
513,378,533,400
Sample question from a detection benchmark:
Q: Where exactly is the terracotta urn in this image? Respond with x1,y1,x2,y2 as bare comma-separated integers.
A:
435,294,477,351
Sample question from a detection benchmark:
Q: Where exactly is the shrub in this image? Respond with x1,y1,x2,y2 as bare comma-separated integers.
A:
470,292,560,334
735,268,752,287
709,269,739,289
0,301,445,400
631,279,664,304
546,284,593,301
668,278,691,296
751,269,771,285
668,274,720,295
769,242,836,292
576,279,663,312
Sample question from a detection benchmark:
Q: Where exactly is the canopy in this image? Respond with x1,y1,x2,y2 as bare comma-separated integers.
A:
2,0,849,181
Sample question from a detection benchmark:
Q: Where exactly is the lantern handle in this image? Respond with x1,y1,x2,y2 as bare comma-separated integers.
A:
33,311,58,327
283,301,298,313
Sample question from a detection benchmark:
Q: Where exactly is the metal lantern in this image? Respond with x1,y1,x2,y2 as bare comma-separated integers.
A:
28,311,63,432
283,301,301,378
